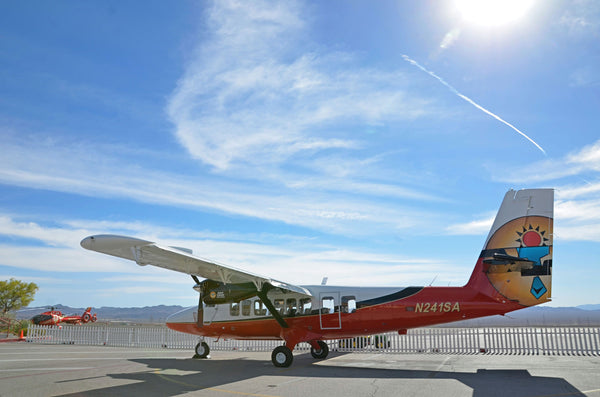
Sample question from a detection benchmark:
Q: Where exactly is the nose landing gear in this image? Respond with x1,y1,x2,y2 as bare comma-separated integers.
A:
194,341,210,358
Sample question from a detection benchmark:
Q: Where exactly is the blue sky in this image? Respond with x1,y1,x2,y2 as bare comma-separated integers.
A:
1,0,598,308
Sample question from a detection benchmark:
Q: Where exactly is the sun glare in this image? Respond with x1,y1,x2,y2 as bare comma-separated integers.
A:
456,0,535,27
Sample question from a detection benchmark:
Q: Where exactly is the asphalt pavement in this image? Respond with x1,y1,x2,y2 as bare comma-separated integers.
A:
1,342,599,397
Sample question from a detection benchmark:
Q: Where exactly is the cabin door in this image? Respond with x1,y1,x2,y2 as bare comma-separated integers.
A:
319,292,341,330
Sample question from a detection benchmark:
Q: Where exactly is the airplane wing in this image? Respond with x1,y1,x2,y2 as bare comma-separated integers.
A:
80,235,311,297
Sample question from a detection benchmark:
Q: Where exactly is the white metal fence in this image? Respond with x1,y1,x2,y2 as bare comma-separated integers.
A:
26,324,600,356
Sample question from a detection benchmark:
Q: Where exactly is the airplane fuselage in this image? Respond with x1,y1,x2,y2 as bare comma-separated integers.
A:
166,281,523,342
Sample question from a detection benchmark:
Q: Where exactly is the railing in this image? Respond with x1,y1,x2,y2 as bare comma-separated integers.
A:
26,325,600,356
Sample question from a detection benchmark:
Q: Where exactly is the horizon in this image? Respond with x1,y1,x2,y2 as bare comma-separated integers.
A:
1,1,599,308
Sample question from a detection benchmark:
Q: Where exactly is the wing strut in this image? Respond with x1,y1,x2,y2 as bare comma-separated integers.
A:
257,285,288,329
191,275,203,328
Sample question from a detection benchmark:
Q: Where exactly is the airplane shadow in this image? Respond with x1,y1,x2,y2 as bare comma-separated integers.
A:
59,352,585,397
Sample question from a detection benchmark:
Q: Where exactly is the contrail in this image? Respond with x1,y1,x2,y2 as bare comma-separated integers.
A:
402,55,546,156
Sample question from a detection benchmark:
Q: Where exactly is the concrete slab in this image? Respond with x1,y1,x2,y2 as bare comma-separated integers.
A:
1,343,599,396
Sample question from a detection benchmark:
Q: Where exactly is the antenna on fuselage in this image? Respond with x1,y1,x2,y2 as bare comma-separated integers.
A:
321,277,328,286
428,275,438,286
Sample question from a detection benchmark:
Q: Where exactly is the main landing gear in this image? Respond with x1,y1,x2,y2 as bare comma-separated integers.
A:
192,339,329,367
310,340,329,360
272,346,294,367
270,340,329,368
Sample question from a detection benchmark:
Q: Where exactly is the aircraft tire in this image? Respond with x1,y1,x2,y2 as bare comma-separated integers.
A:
271,346,293,367
310,341,329,360
82,313,91,323
195,342,210,358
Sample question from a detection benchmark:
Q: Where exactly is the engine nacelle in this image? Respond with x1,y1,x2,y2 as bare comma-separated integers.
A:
200,280,257,304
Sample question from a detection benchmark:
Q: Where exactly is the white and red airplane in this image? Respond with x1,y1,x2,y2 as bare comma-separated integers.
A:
81,188,553,367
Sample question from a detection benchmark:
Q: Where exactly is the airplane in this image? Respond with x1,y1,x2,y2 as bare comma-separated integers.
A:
31,307,97,326
80,188,553,367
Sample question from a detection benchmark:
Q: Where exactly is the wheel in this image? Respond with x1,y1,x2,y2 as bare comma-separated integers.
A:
271,346,293,367
195,341,210,358
310,341,329,360
91,314,97,322
82,313,91,322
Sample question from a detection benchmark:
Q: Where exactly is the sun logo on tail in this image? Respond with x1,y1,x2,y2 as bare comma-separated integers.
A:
514,224,551,300
515,224,549,247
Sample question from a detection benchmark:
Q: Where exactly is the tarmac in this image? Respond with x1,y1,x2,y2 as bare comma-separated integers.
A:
1,342,599,397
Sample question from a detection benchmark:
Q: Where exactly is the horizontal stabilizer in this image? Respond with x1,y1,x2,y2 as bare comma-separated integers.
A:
483,253,534,265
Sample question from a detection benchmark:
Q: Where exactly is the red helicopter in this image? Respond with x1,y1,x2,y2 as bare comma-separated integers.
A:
31,307,97,326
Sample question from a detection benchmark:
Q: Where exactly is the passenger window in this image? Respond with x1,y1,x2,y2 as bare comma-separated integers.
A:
321,296,335,314
274,299,285,315
230,302,240,316
254,300,267,316
342,296,356,313
300,298,312,315
285,298,297,317
241,300,251,316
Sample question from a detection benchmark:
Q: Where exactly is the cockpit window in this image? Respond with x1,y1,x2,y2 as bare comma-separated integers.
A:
285,298,297,316
300,298,312,315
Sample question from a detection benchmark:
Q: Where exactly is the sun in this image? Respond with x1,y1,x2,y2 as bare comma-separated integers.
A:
456,0,535,27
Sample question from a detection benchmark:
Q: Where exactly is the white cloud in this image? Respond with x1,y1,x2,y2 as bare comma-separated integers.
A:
554,198,600,241
555,198,600,221
445,214,495,236
0,245,125,273
492,141,600,194
0,213,469,286
493,139,600,184
0,215,85,247
166,1,431,170
0,134,441,236
559,0,600,37
556,182,600,199
567,140,600,168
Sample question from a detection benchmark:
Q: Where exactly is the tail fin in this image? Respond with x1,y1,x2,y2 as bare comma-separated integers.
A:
467,189,553,306
82,307,93,323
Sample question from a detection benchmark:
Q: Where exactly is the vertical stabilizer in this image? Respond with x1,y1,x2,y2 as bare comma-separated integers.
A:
468,189,554,306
